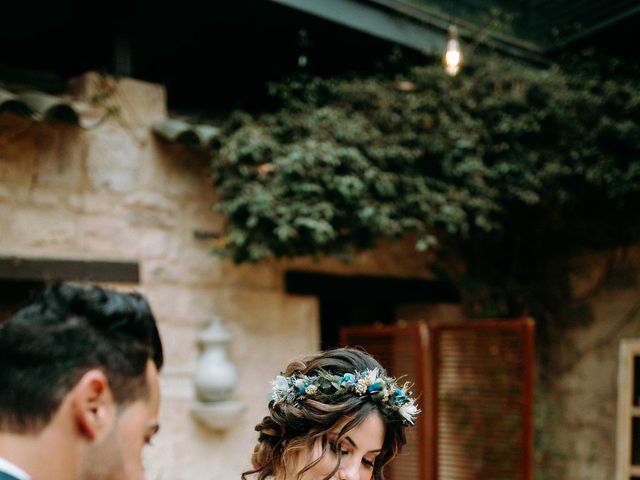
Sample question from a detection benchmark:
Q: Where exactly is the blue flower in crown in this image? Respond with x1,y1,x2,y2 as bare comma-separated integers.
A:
342,373,356,384
269,367,420,426
394,387,408,403
294,378,307,393
368,381,383,393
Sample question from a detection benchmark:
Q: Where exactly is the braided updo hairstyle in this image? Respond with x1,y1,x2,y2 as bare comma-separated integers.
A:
242,348,408,480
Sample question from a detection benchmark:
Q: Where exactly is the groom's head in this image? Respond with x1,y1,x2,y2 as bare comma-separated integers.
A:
0,283,164,480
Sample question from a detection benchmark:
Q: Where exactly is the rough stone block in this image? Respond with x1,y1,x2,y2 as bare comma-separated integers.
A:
286,236,436,280
28,187,73,209
69,72,167,129
7,207,81,251
134,229,175,259
125,210,176,229
181,202,224,235
85,126,141,192
33,125,85,190
78,214,140,257
139,140,213,200
139,285,221,326
158,323,198,374
0,126,38,202
0,185,11,201
68,192,126,216
124,191,179,214
113,77,167,128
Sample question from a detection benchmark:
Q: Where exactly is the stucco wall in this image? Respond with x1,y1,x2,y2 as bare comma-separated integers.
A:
0,74,439,479
546,247,640,480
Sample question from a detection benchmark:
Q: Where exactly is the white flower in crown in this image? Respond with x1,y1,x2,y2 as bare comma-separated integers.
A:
355,379,368,395
272,375,289,391
398,401,420,425
364,368,378,386
294,378,306,389
271,375,291,402
399,382,412,395
305,384,318,395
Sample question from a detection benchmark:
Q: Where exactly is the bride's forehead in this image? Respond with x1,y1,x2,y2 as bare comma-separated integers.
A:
332,412,385,447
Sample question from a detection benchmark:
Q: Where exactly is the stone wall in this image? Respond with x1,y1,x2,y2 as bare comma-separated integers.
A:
0,74,438,479
544,247,640,480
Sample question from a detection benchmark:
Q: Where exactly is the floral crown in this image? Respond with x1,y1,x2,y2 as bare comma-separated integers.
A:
270,367,420,426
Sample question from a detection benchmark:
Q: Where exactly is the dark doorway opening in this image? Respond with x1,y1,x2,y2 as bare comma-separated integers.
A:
0,256,140,323
285,271,460,349
0,280,45,324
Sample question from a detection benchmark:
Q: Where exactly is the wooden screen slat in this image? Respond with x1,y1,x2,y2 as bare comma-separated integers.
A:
341,324,428,480
430,319,534,480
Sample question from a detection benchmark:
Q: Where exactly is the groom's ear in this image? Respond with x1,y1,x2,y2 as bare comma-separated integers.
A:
70,369,116,441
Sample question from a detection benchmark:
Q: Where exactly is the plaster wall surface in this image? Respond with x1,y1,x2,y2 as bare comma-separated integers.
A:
548,247,640,480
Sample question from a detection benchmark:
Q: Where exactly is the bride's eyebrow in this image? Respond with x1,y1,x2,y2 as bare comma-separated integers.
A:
343,436,383,453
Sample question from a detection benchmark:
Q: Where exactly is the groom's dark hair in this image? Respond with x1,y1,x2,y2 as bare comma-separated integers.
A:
0,283,163,433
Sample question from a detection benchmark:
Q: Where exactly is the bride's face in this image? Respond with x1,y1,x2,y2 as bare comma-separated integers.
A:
290,411,385,480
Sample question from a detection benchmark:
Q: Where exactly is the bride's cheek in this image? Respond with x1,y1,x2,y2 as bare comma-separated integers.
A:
309,440,328,464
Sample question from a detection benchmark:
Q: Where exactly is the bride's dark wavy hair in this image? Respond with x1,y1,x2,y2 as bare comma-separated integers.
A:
242,348,408,480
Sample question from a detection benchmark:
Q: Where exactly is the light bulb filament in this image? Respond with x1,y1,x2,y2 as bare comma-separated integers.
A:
443,25,463,76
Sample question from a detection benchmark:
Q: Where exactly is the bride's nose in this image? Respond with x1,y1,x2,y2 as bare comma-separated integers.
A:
337,459,360,480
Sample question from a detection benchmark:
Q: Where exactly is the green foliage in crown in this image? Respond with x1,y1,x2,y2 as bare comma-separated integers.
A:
270,368,420,426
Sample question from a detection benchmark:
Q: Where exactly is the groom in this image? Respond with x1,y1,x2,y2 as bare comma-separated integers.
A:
0,283,164,480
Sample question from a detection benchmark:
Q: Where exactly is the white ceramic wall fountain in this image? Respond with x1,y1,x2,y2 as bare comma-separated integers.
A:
191,316,247,431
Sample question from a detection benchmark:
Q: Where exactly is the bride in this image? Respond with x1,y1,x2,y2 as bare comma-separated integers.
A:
242,348,420,480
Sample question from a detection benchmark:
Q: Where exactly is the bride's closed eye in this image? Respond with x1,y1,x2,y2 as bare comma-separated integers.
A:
329,439,349,455
328,438,376,468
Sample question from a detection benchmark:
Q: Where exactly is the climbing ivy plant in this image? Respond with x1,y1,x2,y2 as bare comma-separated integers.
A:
211,53,640,318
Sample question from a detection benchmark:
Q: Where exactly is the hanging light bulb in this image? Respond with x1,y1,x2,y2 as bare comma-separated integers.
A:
443,25,463,76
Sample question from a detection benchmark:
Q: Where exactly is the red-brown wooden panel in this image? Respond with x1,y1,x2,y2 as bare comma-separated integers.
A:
341,323,429,480
341,319,534,480
429,319,534,480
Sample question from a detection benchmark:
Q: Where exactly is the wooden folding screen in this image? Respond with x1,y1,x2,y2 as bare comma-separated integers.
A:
341,319,534,480
430,320,534,480
341,323,429,479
